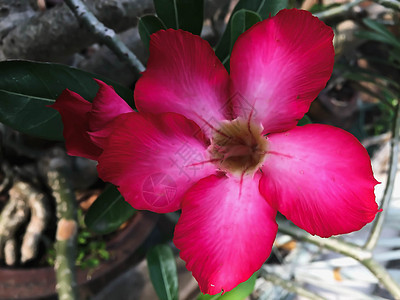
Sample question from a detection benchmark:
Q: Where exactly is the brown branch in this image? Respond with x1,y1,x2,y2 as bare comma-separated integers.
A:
1,0,153,62
64,0,145,73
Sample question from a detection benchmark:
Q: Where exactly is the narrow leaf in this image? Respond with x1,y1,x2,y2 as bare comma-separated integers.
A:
154,0,204,35
85,185,136,234
362,18,400,48
197,272,257,300
356,31,400,49
215,0,288,65
154,0,179,29
0,61,133,141
230,9,262,51
147,244,179,300
139,15,167,48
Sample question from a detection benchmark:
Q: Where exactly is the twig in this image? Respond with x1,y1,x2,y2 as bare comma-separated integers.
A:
362,132,391,148
64,0,145,73
372,0,400,10
260,269,326,300
2,0,153,61
364,103,400,251
44,155,78,300
279,224,371,261
314,0,400,22
279,223,400,299
314,0,364,21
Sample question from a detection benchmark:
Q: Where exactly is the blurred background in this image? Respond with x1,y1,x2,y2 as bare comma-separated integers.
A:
0,0,400,299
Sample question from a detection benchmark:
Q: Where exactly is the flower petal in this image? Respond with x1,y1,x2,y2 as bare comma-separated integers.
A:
88,79,133,132
174,174,278,295
50,89,102,160
260,124,379,237
230,9,334,134
97,112,215,213
134,29,230,135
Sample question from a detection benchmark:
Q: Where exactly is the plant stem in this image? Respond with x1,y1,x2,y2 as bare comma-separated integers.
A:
279,223,400,299
364,103,400,251
314,0,400,22
372,0,400,10
64,0,145,73
46,157,78,300
279,224,371,261
314,0,364,21
260,269,326,300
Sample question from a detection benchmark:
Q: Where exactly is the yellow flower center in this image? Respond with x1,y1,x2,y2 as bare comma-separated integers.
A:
209,118,267,176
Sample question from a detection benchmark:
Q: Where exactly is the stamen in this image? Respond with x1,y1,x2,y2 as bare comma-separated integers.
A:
247,105,256,135
238,167,249,199
267,151,293,159
185,158,220,168
194,113,231,138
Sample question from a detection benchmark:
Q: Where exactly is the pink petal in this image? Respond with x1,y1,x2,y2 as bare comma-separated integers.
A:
174,174,278,295
97,112,215,213
50,89,102,160
134,29,230,135
260,124,380,237
88,79,133,132
230,9,334,134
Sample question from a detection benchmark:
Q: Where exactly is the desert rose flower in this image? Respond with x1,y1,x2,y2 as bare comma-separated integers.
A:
51,8,379,295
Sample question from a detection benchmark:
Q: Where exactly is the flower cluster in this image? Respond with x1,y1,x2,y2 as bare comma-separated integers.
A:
51,9,379,295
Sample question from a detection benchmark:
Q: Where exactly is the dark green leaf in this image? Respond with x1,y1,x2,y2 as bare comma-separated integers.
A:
139,15,167,48
335,64,400,91
230,9,262,51
215,0,288,65
356,19,400,50
362,19,400,48
197,272,257,300
362,55,400,70
147,244,178,300
85,185,136,234
0,61,133,140
341,71,400,94
297,115,312,126
154,0,204,35
356,31,400,49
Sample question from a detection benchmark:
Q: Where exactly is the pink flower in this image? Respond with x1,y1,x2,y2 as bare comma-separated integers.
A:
51,9,379,295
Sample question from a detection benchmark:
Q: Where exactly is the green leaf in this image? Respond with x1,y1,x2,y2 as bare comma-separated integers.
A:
147,244,179,300
0,60,133,141
356,31,400,49
362,55,400,70
154,0,204,35
356,19,400,50
215,0,288,65
139,15,167,48
197,272,257,300
230,9,262,51
85,185,136,234
361,18,400,49
297,115,312,126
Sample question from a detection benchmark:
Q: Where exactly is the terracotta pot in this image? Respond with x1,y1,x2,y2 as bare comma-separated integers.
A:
0,212,158,300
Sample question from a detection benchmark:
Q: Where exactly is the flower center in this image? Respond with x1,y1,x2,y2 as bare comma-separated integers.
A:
209,118,267,176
